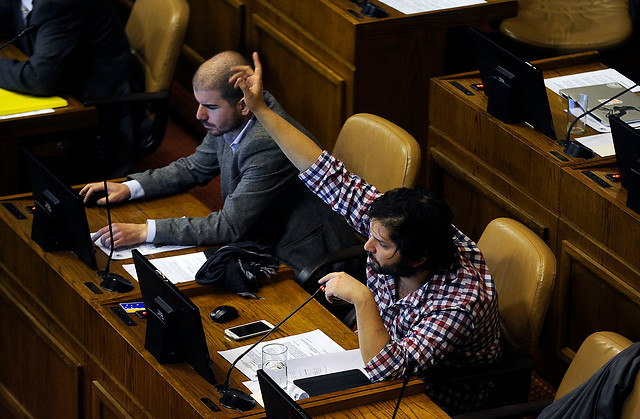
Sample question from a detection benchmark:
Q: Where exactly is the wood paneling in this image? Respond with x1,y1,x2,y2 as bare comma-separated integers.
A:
246,0,517,152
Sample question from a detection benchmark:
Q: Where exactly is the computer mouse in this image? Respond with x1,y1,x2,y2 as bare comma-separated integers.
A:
210,305,239,323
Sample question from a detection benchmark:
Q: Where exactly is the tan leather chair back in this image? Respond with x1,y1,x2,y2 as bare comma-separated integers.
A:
477,218,556,357
555,331,640,418
126,0,189,93
500,0,632,52
331,113,421,192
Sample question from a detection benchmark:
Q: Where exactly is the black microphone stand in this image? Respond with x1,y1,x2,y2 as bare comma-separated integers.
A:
0,25,35,50
217,286,325,411
561,82,639,158
391,359,413,419
94,135,133,293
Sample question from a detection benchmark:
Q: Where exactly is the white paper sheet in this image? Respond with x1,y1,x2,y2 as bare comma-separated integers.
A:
379,0,485,15
91,232,195,260
237,345,368,406
218,329,346,382
0,108,54,119
122,251,207,283
545,68,640,95
573,133,616,157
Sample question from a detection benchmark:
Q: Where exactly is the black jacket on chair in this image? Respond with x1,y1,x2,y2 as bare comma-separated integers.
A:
539,342,640,419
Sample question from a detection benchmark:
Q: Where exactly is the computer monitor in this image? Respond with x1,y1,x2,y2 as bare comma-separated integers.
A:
609,115,640,214
257,369,311,419
470,28,557,140
23,148,98,270
132,249,217,384
610,115,640,190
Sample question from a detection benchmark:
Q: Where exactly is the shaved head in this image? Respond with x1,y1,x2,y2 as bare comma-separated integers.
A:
192,51,250,104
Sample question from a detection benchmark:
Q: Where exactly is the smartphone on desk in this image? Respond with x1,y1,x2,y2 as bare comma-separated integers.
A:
224,320,274,341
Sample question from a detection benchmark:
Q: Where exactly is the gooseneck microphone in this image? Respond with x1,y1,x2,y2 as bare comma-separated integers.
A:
216,286,325,412
0,25,36,50
94,135,134,293
561,82,639,158
391,359,413,419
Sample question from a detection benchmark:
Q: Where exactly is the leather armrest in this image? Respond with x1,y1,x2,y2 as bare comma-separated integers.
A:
297,245,366,288
83,90,170,107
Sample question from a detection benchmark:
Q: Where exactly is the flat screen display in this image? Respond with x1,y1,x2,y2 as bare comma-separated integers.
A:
133,249,216,384
470,28,557,140
23,148,98,270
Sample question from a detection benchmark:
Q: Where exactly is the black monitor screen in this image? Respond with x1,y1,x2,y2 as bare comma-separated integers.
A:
132,249,216,385
23,148,97,270
257,369,311,419
610,115,640,191
470,28,557,140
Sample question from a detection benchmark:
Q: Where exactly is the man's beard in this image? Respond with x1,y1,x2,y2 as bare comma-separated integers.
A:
367,251,420,277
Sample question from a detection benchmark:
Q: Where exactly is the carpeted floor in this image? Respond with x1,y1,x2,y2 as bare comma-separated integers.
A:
530,370,556,401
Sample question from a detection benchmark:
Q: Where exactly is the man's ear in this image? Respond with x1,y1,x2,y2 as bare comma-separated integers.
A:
238,98,251,116
411,256,427,268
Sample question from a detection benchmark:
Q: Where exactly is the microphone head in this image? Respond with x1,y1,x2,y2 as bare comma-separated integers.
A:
216,384,256,411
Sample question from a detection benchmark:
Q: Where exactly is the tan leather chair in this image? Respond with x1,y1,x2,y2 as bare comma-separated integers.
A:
296,113,421,304
477,217,557,358
444,217,556,409
499,0,633,53
126,0,189,95
454,331,640,418
87,0,190,165
331,113,421,192
559,331,640,418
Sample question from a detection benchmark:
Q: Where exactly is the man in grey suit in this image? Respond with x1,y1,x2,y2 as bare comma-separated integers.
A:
81,51,358,277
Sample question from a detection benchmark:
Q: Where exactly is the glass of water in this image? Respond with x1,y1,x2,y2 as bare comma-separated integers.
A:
262,343,288,388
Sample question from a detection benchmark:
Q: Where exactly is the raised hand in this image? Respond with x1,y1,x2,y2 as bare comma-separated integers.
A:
229,52,268,114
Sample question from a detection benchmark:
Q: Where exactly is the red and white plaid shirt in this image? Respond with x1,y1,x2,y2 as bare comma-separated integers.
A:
300,152,502,412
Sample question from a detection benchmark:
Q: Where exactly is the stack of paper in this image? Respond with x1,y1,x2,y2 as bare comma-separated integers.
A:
218,329,368,406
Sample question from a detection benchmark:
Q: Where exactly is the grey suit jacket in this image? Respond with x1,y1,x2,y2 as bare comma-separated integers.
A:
129,92,359,275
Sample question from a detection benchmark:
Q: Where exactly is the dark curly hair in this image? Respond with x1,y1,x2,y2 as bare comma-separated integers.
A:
367,187,458,273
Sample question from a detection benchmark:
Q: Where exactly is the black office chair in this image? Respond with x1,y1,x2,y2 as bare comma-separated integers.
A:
84,0,189,176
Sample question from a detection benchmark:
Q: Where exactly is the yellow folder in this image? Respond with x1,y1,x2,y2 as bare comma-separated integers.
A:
0,88,68,116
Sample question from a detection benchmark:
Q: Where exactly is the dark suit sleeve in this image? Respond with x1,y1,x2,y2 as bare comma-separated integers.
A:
0,1,83,96
153,140,297,246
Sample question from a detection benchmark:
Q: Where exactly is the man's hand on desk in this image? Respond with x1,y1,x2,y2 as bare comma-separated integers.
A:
80,181,130,206
92,223,148,249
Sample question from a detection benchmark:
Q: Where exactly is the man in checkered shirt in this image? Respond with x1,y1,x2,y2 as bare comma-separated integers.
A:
231,53,502,413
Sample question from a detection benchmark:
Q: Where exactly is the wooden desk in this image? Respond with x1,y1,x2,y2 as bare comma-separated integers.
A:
246,0,518,158
0,192,449,418
427,52,640,385
0,44,98,195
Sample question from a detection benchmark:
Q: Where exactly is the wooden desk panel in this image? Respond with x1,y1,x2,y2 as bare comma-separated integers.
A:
246,0,518,156
0,193,448,418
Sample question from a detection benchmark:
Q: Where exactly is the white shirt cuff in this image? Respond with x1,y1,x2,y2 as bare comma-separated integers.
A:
146,219,156,242
124,179,144,200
